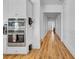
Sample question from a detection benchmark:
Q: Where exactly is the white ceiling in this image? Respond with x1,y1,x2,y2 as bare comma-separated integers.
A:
40,0,64,5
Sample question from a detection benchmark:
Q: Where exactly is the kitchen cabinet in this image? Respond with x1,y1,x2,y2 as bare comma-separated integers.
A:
3,35,7,54
4,0,27,18
3,0,29,54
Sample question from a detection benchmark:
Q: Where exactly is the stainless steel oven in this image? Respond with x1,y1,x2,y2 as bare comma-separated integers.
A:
8,34,25,47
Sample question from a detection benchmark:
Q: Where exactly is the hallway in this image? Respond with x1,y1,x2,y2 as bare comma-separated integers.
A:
4,30,74,59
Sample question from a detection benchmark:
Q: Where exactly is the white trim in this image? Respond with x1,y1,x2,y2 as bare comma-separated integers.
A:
60,9,64,41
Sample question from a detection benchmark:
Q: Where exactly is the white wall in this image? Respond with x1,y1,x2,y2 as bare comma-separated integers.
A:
32,0,40,48
40,7,44,39
63,0,75,56
3,0,27,18
40,12,48,39
27,0,33,48
43,5,63,13
43,15,48,36
56,14,61,36
27,0,33,17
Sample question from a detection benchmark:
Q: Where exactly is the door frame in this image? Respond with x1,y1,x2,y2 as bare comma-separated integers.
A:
43,12,64,41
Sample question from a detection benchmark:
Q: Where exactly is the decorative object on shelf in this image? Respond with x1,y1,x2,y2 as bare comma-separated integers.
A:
3,24,7,35
28,17,33,26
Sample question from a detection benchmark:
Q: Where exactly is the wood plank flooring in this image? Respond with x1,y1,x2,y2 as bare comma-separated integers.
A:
4,30,74,59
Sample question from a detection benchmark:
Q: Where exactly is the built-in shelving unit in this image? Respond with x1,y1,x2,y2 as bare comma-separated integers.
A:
8,18,26,47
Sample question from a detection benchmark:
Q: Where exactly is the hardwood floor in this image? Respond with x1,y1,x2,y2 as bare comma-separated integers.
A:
4,30,74,59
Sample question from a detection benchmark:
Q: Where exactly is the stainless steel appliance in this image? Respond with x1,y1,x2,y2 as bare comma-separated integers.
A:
8,18,26,47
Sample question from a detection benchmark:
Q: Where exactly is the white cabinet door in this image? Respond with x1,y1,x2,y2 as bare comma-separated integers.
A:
3,35,7,54
4,0,27,18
